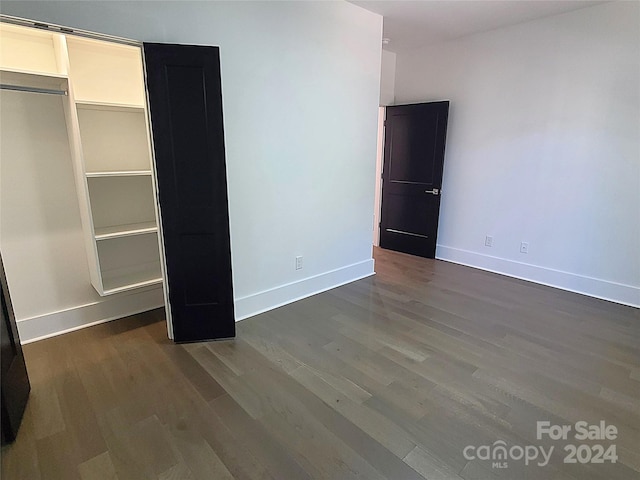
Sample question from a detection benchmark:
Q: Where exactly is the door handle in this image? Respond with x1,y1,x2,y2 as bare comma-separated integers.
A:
425,188,440,195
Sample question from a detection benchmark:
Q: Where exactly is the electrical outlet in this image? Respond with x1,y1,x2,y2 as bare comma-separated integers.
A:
485,235,493,247
295,256,303,270
520,242,529,254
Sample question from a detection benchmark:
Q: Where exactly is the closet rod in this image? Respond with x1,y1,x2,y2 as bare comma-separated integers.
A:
0,84,67,96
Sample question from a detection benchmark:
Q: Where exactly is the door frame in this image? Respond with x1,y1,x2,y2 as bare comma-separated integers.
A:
373,106,386,247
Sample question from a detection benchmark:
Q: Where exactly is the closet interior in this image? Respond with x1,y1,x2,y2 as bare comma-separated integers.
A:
0,21,164,297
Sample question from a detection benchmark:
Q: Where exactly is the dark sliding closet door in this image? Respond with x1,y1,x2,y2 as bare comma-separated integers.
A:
144,43,235,343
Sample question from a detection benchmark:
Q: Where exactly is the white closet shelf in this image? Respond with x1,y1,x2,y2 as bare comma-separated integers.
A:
86,170,152,177
1,68,68,91
75,100,145,112
95,221,157,240
102,261,162,295
102,272,162,295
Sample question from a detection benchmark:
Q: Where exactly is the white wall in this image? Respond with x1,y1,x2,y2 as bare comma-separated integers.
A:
1,1,382,337
394,1,639,306
0,92,88,317
380,49,396,105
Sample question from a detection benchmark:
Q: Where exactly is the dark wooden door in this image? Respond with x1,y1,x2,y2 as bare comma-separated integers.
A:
1,253,30,444
379,101,449,258
144,43,235,343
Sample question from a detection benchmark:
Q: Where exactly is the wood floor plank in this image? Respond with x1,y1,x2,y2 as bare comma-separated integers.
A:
404,445,465,480
156,342,227,402
290,364,418,458
77,451,119,480
277,370,426,480
250,379,387,480
154,380,274,480
210,394,313,480
0,399,42,480
239,329,304,374
30,381,66,440
300,363,373,404
35,431,84,480
166,432,234,480
189,345,266,420
157,462,194,480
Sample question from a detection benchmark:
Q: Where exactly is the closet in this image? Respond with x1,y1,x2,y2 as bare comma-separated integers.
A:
1,17,235,343
0,22,163,297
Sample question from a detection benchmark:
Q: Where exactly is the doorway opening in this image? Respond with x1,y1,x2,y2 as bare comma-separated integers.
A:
373,106,385,247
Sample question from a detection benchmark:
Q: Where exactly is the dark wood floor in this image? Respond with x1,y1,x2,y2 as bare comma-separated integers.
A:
2,248,639,479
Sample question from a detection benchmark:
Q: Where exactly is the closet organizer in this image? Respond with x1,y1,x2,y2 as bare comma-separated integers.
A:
0,22,164,296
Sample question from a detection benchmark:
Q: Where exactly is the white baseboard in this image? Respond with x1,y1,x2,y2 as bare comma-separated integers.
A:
17,287,165,344
436,245,640,308
234,259,376,321
18,259,376,343
17,248,635,345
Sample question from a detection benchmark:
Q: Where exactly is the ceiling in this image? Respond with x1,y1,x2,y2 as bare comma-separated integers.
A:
349,0,608,52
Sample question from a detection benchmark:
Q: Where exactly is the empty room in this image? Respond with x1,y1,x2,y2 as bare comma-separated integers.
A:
1,1,638,479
